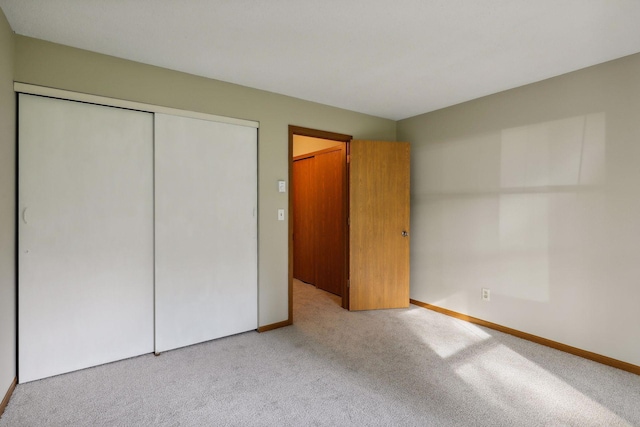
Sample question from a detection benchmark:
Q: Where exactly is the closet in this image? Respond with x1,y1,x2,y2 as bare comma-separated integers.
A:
18,91,258,382
292,145,347,296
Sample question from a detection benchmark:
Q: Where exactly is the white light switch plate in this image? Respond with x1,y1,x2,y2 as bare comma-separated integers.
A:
278,209,285,221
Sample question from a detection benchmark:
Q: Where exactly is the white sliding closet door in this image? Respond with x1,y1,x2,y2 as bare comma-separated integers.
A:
154,113,257,353
18,94,154,383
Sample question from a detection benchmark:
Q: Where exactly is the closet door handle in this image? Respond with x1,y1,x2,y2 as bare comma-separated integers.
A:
22,207,29,224
401,230,408,237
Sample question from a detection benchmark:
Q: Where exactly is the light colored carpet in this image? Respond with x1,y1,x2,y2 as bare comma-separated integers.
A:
1,279,639,426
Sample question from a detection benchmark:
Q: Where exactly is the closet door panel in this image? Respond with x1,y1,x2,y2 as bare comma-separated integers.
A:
293,157,316,284
315,147,346,296
155,114,258,353
18,94,154,383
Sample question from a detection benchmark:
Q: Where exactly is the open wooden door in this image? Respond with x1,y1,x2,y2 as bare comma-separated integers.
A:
349,140,410,310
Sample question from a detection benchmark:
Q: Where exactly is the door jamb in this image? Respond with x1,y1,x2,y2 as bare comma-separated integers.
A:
288,126,352,324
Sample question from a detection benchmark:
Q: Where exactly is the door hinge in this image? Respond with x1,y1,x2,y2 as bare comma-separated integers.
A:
347,154,350,164
347,279,350,288
347,217,350,226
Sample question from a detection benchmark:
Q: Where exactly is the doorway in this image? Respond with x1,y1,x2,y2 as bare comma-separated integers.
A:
289,126,351,322
288,127,412,322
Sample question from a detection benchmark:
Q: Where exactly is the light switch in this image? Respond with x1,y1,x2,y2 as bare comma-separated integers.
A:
278,180,286,193
278,209,285,221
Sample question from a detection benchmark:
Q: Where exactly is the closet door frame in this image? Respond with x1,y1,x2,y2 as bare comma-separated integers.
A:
15,84,260,381
14,83,259,129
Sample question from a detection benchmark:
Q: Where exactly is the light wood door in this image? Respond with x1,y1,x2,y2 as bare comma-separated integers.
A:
315,146,347,296
349,140,410,310
293,157,316,284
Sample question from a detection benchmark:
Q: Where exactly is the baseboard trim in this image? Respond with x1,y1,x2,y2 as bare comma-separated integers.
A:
410,299,640,376
257,319,292,333
0,377,17,418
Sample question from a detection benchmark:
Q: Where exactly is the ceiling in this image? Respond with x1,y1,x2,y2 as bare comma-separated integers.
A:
2,1,640,120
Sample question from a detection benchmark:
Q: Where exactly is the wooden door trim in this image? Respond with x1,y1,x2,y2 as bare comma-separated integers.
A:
290,125,353,143
289,126,352,324
0,377,17,418
410,299,640,376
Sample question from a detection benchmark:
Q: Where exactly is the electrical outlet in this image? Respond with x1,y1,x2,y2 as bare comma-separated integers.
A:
482,288,491,301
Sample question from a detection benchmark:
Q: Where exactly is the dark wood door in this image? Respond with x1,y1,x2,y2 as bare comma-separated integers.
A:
314,146,347,296
293,157,316,284
349,140,410,310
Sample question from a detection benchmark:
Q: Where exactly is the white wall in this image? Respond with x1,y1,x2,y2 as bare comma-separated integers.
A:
0,7,16,394
398,53,640,366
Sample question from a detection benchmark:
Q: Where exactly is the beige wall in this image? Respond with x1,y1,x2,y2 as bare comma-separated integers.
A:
13,35,396,328
0,8,16,395
398,53,640,366
9,19,638,377
293,136,343,157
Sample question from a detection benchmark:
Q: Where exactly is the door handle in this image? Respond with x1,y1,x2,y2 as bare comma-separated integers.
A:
22,207,28,224
401,230,408,237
